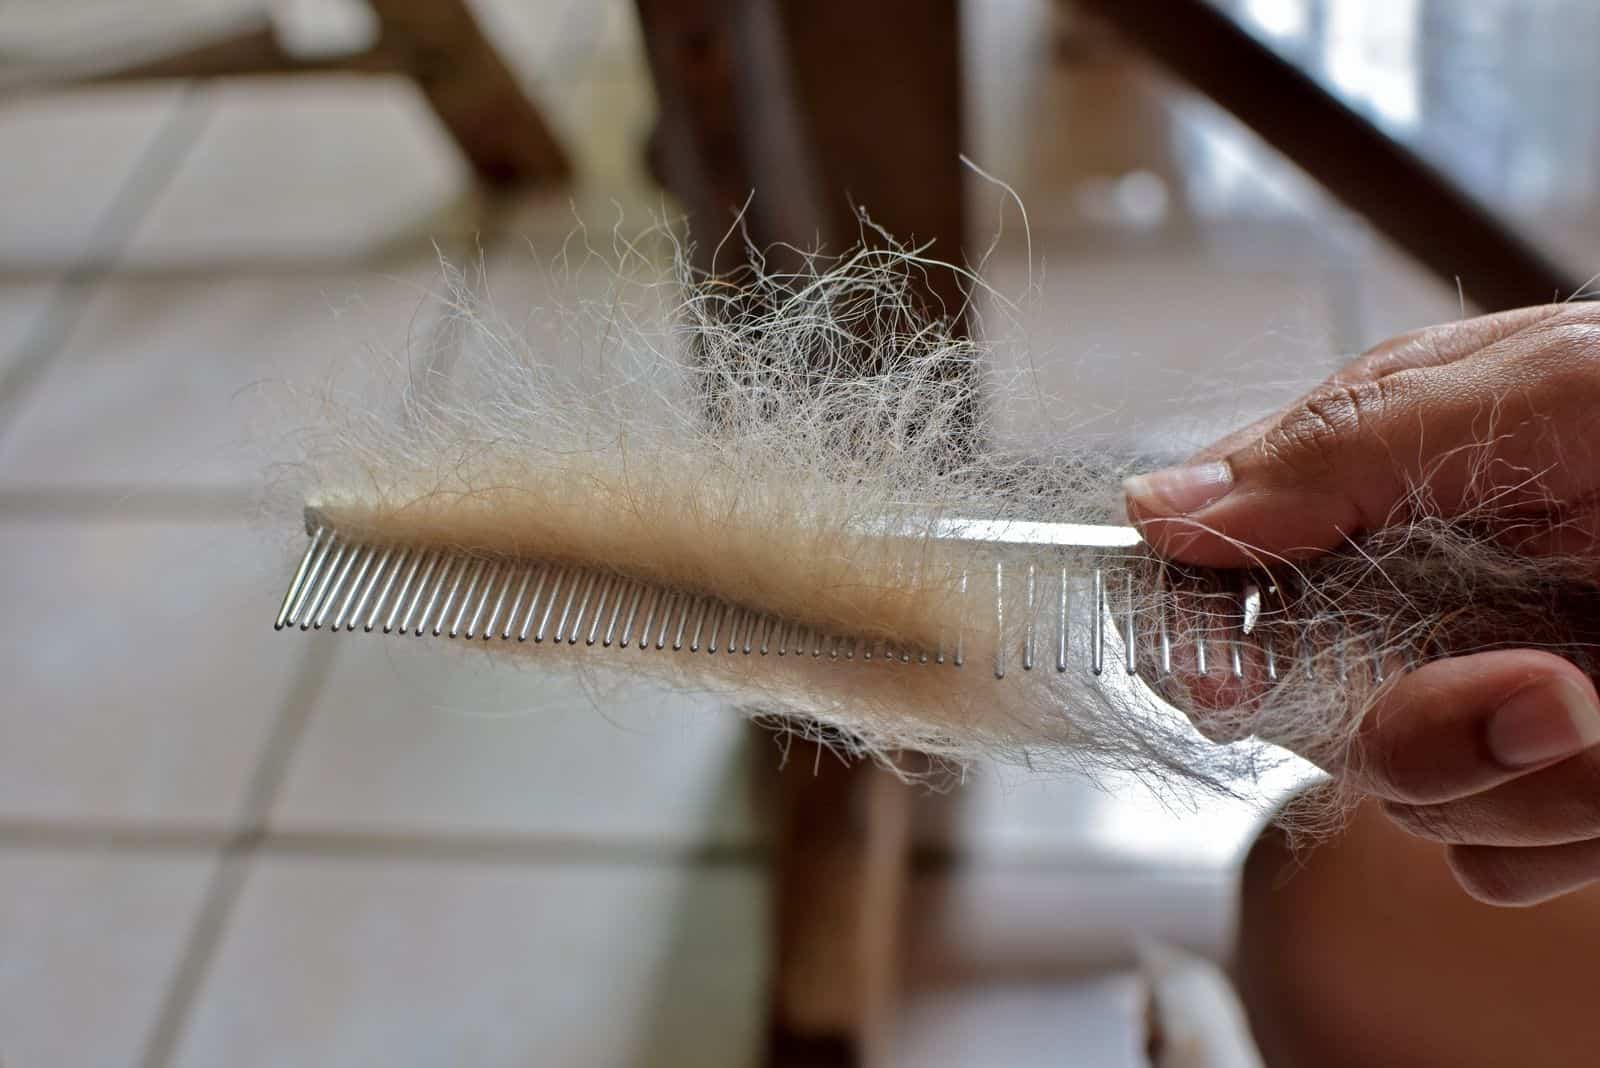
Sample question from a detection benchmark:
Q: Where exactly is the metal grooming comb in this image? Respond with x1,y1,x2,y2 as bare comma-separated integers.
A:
273,507,1278,692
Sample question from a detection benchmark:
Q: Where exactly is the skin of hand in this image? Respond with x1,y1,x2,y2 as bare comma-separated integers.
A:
1124,302,1600,907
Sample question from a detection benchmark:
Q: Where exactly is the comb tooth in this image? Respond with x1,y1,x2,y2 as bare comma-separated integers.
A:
302,541,350,631
603,580,631,647
1264,633,1278,680
533,567,569,643
776,620,790,656
425,556,466,637
847,636,859,661
1230,637,1244,678
655,591,677,651
478,562,514,640
688,598,709,653
1055,565,1068,673
619,583,647,648
515,564,552,642
406,553,447,637
1023,563,1035,672
828,634,841,660
566,572,599,644
674,596,696,652
314,543,363,630
284,528,334,628
636,587,663,650
347,547,393,631
296,539,343,631
498,564,535,640
403,552,439,637
863,636,873,661
1091,566,1105,676
387,550,429,634
276,527,327,629
811,628,824,658
1195,630,1209,675
741,611,756,655
1158,579,1172,676
1125,571,1138,675
706,602,725,654
620,578,652,645
725,608,743,656
499,564,534,640
447,559,485,638
396,550,439,636
465,561,501,639
585,575,614,646
954,570,967,668
759,616,773,655
330,545,377,631
899,644,911,664
994,562,1006,679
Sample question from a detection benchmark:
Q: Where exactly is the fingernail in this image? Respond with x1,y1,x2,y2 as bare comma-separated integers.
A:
1123,461,1234,515
1487,678,1600,768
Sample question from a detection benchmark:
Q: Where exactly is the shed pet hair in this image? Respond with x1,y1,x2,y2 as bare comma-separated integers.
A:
278,226,1600,818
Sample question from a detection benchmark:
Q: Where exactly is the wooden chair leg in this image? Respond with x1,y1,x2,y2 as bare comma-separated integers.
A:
766,744,911,1067
369,0,569,188
637,5,967,1062
62,0,570,191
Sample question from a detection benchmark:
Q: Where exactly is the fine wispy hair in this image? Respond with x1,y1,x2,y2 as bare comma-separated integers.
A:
277,223,1600,825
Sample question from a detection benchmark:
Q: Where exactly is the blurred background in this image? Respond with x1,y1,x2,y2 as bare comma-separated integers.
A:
1,0,1595,1064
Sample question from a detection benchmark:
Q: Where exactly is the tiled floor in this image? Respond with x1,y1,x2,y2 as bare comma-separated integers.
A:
0,2,1517,1065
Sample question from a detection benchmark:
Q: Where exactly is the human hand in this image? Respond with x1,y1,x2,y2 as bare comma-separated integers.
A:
1124,303,1600,906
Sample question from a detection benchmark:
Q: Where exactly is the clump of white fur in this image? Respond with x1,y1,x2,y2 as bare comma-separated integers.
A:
283,226,1600,821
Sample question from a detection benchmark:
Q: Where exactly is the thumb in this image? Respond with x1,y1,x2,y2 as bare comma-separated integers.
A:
1123,376,1422,566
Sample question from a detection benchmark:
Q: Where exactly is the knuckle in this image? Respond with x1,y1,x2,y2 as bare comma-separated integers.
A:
1260,380,1389,479
1382,800,1454,841
1446,846,1530,906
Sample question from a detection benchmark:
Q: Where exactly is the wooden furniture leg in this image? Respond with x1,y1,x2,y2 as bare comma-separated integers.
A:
56,0,569,189
1073,0,1581,311
637,2,968,1062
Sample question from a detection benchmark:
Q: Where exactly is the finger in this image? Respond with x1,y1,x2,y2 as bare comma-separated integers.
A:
1496,494,1600,570
1385,744,1600,847
1447,839,1600,907
1340,649,1600,805
1126,304,1600,567
1187,306,1564,465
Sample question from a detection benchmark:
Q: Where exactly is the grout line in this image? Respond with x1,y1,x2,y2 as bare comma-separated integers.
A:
0,816,1219,880
135,637,335,1068
0,84,214,440
0,485,259,521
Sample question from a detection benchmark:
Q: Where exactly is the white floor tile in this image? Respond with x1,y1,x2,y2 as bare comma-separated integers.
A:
0,848,214,1068
0,261,453,490
0,87,189,268
891,974,1148,1068
0,519,303,826
125,81,472,266
0,281,54,374
903,867,1236,982
913,763,1290,873
271,636,760,845
170,855,767,1068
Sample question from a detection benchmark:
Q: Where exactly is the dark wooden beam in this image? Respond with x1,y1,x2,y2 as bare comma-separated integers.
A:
1075,0,1582,311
